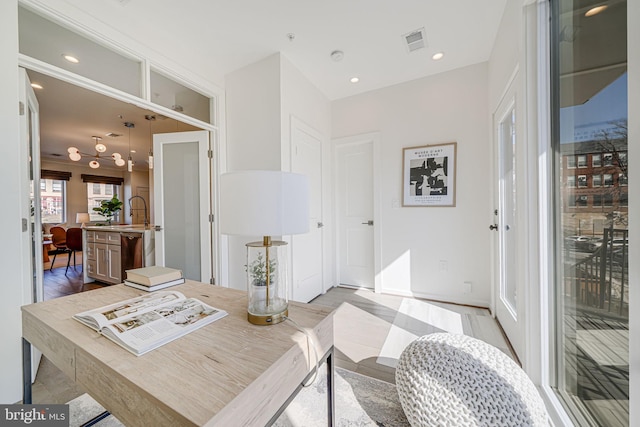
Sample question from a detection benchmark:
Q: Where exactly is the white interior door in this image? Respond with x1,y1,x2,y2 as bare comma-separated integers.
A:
19,67,43,381
291,118,323,303
492,76,523,359
336,141,374,288
153,131,212,283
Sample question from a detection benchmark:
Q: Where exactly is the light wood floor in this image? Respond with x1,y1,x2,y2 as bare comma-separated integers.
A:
311,286,514,384
30,284,514,404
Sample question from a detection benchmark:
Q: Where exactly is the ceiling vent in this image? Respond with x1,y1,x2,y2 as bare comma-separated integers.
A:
106,132,122,138
402,28,427,53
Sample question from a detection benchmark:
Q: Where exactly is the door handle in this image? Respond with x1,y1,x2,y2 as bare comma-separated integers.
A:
154,225,163,231
361,220,374,226
317,222,324,228
489,224,498,231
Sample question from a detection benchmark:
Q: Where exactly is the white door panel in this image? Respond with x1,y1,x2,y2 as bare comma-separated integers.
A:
154,131,212,283
291,119,323,303
492,73,523,360
337,142,374,288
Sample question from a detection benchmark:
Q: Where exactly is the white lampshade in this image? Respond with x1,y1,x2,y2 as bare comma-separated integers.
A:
220,170,309,237
76,212,90,225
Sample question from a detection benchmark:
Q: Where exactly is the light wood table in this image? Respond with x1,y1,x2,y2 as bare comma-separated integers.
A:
22,281,335,426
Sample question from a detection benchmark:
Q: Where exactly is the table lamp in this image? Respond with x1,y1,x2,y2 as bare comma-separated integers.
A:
76,212,90,228
220,170,309,325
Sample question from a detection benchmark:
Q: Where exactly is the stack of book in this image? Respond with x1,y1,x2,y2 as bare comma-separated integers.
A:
124,266,185,292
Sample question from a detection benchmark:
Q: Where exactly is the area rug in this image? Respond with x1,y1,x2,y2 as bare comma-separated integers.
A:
67,367,408,427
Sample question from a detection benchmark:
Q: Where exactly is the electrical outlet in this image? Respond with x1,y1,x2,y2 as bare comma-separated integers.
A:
463,281,472,294
438,260,448,272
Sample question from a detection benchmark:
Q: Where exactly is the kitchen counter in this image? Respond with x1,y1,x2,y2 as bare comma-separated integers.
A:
83,225,156,232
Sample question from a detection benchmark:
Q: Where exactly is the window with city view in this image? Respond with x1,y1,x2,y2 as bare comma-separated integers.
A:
552,0,628,425
88,183,121,222
34,179,66,224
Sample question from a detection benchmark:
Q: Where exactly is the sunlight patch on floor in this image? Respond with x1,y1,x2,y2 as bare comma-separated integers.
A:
334,302,393,364
377,298,463,368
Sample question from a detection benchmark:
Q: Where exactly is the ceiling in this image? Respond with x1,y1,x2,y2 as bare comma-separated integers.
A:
49,0,508,100
25,0,510,168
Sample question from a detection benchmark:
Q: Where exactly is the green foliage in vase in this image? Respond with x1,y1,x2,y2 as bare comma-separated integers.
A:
246,252,277,286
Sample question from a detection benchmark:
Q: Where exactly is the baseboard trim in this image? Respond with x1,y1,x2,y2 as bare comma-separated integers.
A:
379,287,490,311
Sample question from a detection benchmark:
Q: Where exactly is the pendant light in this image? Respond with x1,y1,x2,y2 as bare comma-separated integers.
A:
124,121,135,172
68,136,124,168
145,115,155,170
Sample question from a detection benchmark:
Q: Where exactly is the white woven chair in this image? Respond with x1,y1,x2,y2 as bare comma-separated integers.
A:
395,333,549,427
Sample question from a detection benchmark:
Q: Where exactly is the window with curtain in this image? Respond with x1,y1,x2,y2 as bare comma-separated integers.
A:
36,170,71,224
551,0,628,425
81,174,124,223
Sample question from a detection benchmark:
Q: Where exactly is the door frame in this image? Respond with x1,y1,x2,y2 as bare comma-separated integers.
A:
153,130,212,283
491,66,525,360
332,132,382,293
19,51,223,286
19,67,44,381
290,116,326,301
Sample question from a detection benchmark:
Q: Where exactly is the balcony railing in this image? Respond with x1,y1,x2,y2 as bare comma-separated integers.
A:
565,228,628,317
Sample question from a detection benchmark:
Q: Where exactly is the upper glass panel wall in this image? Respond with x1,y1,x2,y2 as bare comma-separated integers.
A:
150,69,212,124
18,7,141,97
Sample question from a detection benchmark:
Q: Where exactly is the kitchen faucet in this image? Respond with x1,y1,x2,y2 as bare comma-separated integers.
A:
128,195,149,229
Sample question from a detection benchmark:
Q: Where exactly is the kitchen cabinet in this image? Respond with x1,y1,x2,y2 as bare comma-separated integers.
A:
83,226,155,285
86,230,122,285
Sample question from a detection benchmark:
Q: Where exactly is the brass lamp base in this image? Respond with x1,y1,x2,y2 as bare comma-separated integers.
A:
248,308,288,325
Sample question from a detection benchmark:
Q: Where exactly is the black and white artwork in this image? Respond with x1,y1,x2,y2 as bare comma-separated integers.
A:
403,142,456,206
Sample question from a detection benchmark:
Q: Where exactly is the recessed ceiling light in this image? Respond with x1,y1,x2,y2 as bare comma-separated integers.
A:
350,77,359,83
30,83,43,89
62,54,79,63
130,150,137,153
432,52,445,61
585,5,608,17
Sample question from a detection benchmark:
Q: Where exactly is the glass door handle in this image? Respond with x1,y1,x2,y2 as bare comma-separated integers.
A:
489,224,498,231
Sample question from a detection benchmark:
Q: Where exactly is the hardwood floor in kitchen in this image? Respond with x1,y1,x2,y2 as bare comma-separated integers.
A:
43,260,106,301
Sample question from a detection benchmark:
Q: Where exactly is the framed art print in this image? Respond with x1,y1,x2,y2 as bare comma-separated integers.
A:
402,142,457,207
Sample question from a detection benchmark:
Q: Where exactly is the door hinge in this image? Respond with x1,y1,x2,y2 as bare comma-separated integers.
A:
209,213,214,223
19,102,25,116
208,149,213,159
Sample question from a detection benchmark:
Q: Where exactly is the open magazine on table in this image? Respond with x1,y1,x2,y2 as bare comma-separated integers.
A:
73,290,227,356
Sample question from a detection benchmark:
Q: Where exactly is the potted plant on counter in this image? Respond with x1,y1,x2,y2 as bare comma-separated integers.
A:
93,195,123,225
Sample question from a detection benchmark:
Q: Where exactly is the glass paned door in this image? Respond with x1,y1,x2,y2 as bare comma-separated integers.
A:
551,0,628,425
499,106,518,315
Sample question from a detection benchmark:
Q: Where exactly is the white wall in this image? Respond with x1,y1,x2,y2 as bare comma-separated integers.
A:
225,54,282,172
280,55,333,291
332,63,492,306
225,55,283,289
0,0,25,404
224,53,332,292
